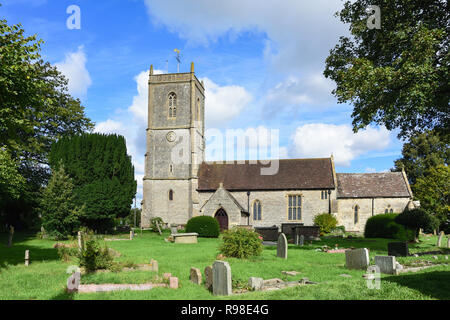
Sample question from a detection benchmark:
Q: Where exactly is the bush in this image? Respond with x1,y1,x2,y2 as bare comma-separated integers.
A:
219,227,263,259
364,213,412,240
57,246,78,262
150,217,164,232
78,239,114,272
396,208,440,236
313,213,338,233
185,216,220,238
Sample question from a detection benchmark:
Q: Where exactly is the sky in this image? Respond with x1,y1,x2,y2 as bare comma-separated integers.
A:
1,0,405,204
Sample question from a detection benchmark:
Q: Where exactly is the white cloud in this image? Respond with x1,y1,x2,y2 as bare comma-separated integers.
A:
289,124,391,167
202,77,252,127
55,46,92,97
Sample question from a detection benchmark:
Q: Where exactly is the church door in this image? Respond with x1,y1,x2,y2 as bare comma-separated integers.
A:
214,208,229,231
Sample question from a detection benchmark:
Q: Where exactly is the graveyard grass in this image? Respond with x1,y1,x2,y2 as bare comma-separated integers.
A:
0,231,449,300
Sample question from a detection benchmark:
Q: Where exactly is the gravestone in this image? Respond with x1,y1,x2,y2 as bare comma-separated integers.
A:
171,225,178,234
77,231,84,253
387,242,409,257
130,230,134,240
67,272,81,293
248,277,264,291
277,233,288,259
212,260,232,296
204,266,213,292
25,250,29,266
150,259,159,272
190,267,202,285
299,235,304,246
7,226,14,247
345,248,370,270
374,256,396,274
169,277,178,289
437,231,444,247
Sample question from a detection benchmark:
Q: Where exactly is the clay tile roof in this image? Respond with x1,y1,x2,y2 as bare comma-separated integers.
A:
197,158,335,191
336,172,411,198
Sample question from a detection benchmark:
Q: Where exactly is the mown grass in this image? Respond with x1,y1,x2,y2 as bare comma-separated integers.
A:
0,231,449,300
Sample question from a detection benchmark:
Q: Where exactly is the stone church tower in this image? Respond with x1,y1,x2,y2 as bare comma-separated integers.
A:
141,63,205,227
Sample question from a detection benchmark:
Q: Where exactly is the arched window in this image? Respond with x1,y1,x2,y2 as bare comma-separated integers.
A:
390,208,394,213
253,200,262,221
168,189,174,201
168,93,177,118
354,205,359,224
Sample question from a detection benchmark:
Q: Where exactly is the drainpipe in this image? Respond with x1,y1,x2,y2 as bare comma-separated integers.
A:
247,191,251,225
328,189,332,214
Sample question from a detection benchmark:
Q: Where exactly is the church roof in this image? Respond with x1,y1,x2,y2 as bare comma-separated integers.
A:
197,158,335,191
336,172,412,198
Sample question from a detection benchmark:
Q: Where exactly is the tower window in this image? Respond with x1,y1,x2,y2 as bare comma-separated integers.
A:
168,92,177,118
169,189,174,201
253,200,262,221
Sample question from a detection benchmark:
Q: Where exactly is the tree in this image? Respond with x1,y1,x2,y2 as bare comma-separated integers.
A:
324,0,449,139
49,133,137,233
40,164,83,240
394,130,449,184
0,148,25,204
413,165,450,232
395,208,440,241
0,15,93,227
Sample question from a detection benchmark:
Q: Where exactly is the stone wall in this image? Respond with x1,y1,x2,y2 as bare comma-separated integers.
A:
336,197,411,232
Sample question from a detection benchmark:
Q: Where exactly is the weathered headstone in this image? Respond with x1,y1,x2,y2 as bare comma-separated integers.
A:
190,267,202,285
277,233,288,259
345,248,370,270
204,266,213,292
212,260,232,296
299,235,304,246
387,242,409,257
77,231,84,253
7,226,14,247
130,230,134,240
25,250,29,266
67,272,81,293
169,277,178,289
248,277,264,291
150,259,159,272
374,256,396,274
170,225,178,234
437,231,444,247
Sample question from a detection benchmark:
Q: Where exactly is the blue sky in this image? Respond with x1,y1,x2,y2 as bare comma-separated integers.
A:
1,0,405,202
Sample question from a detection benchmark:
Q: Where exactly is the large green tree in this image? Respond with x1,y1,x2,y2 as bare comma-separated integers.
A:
394,130,449,184
49,133,137,233
0,14,93,227
324,0,449,139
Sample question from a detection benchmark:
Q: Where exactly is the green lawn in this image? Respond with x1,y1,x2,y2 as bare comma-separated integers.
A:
0,231,449,300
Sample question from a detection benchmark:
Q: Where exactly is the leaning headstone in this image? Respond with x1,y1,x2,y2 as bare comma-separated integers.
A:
387,242,409,257
277,233,288,259
204,266,213,292
67,272,81,293
437,231,444,247
248,277,264,291
212,260,232,296
374,256,396,274
190,267,202,285
7,226,14,247
155,221,163,236
345,248,370,270
25,250,29,266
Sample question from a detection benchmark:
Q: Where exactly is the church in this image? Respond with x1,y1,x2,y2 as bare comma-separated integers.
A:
141,63,415,233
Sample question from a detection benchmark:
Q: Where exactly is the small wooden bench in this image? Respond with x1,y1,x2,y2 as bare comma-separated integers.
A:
171,233,198,244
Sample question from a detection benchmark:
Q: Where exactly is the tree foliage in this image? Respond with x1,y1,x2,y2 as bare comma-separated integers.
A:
49,133,137,232
394,130,449,184
395,208,440,237
324,0,449,139
40,164,83,240
0,15,93,227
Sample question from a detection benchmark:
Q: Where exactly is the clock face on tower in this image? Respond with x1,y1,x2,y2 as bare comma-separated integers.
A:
166,131,177,143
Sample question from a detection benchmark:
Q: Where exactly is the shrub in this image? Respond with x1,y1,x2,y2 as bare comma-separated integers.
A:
313,213,338,233
150,217,164,232
78,239,114,272
395,208,440,238
219,227,263,259
364,213,412,240
57,246,78,262
185,216,220,238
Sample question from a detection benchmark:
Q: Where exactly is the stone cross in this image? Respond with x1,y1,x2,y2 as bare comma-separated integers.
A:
7,226,14,247
204,266,213,292
67,272,81,293
437,231,444,247
345,248,370,270
277,233,288,259
25,250,30,266
212,260,232,296
190,267,202,285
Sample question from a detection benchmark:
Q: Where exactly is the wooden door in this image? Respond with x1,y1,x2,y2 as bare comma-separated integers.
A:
214,208,229,231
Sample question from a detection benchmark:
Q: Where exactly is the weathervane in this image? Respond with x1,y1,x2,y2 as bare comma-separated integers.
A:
174,48,182,73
